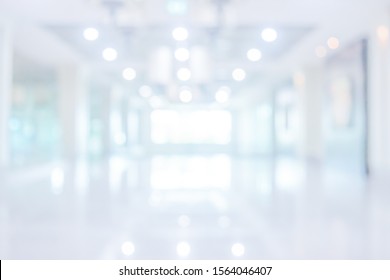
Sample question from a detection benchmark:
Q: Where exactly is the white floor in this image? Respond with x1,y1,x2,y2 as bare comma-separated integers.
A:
0,155,389,259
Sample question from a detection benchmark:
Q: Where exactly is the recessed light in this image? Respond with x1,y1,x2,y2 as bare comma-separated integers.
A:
261,28,278,42
247,48,262,62
172,27,188,41
232,68,246,81
83,28,99,41
122,68,136,81
102,48,118,61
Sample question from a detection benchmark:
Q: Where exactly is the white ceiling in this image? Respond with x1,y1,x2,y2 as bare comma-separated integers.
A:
1,0,390,87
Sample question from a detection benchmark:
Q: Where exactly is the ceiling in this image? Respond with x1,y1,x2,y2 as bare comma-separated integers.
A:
1,0,390,102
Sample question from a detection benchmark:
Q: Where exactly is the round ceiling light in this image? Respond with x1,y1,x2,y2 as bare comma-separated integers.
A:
172,27,189,41
83,27,99,41
102,48,118,61
232,68,246,81
247,48,262,62
122,67,137,81
174,48,190,61
261,28,278,42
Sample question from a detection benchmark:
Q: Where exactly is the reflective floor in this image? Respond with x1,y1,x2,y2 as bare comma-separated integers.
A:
0,155,389,259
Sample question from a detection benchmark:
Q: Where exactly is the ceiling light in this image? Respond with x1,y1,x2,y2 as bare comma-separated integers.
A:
261,28,278,42
377,25,389,42
179,89,192,103
102,47,118,61
231,243,245,257
315,46,327,58
177,68,191,81
327,37,340,50
172,27,188,41
293,72,305,88
215,87,230,103
122,67,136,80
176,242,191,257
83,27,99,41
232,68,246,81
247,48,262,62
174,48,190,61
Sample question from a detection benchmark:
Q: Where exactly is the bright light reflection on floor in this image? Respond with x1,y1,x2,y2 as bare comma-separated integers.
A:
151,155,231,189
121,242,135,256
51,167,64,195
178,215,191,228
231,243,245,257
176,242,191,257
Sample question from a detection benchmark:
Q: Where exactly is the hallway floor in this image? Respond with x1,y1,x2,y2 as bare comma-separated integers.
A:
0,155,389,259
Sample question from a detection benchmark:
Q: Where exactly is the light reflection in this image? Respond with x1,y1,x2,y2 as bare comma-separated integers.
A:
75,161,89,196
121,241,135,256
51,167,64,195
176,241,191,257
151,155,231,190
231,243,245,257
109,157,127,193
178,215,191,228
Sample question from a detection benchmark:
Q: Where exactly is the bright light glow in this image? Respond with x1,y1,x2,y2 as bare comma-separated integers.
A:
174,48,190,61
121,242,135,256
327,37,340,50
139,85,153,98
176,242,191,257
151,155,231,189
178,215,191,227
122,67,137,81
231,243,245,257
179,89,192,103
177,68,191,81
215,86,230,103
83,28,99,41
232,68,246,81
315,46,327,58
247,48,262,61
51,168,64,195
261,28,278,42
172,27,188,41
377,25,389,42
102,48,118,61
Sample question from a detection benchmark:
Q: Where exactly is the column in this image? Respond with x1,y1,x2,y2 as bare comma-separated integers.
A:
0,23,12,166
368,23,390,173
58,65,89,160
